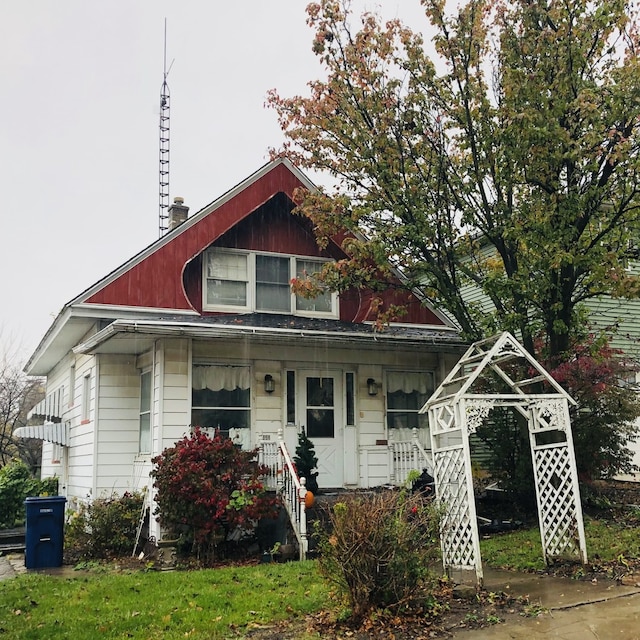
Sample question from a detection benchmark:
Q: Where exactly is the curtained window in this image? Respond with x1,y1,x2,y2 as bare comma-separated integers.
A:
202,247,337,317
386,371,434,429
192,365,251,430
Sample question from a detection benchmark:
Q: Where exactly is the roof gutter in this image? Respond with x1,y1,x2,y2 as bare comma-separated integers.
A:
73,319,467,355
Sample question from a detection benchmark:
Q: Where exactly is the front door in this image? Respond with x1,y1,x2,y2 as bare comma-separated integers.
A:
298,371,343,488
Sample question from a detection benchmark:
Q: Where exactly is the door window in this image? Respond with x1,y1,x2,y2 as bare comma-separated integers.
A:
305,377,335,438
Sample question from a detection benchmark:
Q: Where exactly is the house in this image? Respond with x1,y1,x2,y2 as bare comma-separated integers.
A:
458,240,640,480
20,158,467,541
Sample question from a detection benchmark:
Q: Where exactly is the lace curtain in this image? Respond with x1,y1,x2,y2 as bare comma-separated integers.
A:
386,372,432,395
193,365,251,391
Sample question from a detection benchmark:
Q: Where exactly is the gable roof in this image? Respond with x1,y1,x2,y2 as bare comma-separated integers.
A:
26,158,460,375
424,331,575,408
76,158,317,309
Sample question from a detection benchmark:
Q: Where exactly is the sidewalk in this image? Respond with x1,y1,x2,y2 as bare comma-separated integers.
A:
452,568,640,639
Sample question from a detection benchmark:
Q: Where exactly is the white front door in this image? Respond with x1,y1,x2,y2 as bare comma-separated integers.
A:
298,371,343,488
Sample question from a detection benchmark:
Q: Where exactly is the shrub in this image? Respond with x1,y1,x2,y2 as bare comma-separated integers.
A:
0,459,59,529
314,487,443,621
65,491,145,559
293,428,319,494
151,428,277,564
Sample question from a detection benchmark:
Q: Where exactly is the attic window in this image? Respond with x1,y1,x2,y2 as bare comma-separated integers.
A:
203,248,337,318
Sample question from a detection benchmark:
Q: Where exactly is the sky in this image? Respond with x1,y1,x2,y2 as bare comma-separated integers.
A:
0,1,432,365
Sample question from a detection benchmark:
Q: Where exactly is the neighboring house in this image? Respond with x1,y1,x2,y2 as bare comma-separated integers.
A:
19,159,467,540
459,241,640,480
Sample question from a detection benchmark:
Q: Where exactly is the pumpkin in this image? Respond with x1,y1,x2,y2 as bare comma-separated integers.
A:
304,491,315,509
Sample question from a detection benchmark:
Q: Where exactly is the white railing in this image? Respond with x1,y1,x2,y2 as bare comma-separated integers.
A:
258,430,308,560
388,428,434,486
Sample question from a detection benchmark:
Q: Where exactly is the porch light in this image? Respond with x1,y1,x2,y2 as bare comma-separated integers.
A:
367,378,378,396
264,374,275,394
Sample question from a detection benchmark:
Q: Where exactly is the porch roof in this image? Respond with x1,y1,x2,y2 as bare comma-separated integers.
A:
74,313,467,357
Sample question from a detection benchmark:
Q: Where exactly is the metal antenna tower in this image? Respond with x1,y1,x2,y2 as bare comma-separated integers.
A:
159,20,172,237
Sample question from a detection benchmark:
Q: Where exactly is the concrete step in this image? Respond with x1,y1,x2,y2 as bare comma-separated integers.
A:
0,528,26,553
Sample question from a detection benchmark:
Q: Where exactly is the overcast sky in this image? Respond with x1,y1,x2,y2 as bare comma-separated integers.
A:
0,1,432,365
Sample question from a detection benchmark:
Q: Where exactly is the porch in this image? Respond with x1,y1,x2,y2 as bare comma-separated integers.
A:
257,428,433,560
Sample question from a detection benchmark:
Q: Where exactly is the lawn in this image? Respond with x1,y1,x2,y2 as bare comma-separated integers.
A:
0,560,327,640
1,511,638,639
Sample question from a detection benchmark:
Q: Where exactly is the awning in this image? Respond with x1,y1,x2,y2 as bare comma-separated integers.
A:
13,421,69,446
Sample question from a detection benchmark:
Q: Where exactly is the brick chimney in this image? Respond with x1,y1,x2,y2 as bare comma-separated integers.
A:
168,197,189,230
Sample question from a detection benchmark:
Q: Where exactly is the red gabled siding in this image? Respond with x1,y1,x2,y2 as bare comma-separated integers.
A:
84,161,446,327
85,163,308,310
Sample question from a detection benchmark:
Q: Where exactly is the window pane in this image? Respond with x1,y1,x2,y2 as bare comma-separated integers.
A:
256,283,290,311
139,413,151,453
192,364,251,431
286,371,296,423
193,387,250,408
192,408,250,429
205,251,248,306
206,279,247,306
207,252,247,279
306,377,334,407
307,409,334,438
306,376,334,437
346,372,355,426
140,371,151,413
256,255,290,312
295,259,332,312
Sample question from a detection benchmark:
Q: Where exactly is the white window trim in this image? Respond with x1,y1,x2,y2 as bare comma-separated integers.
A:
202,247,338,318
139,369,152,454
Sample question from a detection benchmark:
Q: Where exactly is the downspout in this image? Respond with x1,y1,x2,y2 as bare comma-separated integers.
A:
91,356,100,499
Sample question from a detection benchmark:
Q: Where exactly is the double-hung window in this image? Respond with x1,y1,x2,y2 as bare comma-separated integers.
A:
203,248,336,317
386,372,434,430
192,364,251,432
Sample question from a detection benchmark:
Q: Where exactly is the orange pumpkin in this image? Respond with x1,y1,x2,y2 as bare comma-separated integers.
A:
304,491,315,509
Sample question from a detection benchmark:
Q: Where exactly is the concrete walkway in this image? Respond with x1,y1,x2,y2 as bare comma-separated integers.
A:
453,569,640,639
0,552,26,580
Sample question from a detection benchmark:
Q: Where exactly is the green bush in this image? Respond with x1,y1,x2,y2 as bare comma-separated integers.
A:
65,491,145,559
314,487,443,621
0,459,59,529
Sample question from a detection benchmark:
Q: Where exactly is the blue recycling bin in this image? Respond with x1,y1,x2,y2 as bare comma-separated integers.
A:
24,496,67,569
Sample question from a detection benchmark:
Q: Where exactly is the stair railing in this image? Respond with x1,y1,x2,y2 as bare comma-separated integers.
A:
258,429,308,560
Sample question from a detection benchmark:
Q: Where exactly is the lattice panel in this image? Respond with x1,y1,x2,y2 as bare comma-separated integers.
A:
429,404,457,433
533,444,581,558
434,446,476,569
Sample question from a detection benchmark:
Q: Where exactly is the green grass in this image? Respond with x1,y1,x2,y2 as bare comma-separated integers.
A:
480,514,640,572
0,561,327,639
2,514,638,639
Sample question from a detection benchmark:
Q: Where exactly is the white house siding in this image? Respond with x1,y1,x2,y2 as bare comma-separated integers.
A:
62,353,96,502
94,354,140,496
157,339,191,453
192,336,457,488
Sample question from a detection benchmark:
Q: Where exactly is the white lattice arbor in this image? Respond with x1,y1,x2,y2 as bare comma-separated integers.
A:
422,332,587,585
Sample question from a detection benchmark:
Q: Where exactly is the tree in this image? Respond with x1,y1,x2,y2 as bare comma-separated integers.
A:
268,0,640,363
0,346,44,472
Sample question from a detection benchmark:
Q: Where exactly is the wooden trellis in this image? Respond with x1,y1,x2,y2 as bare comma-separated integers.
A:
422,332,587,585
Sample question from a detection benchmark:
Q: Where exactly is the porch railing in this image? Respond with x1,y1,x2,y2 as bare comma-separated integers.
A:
388,428,434,486
258,430,308,560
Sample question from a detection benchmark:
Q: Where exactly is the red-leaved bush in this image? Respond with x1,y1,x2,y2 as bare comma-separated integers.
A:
151,428,277,562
